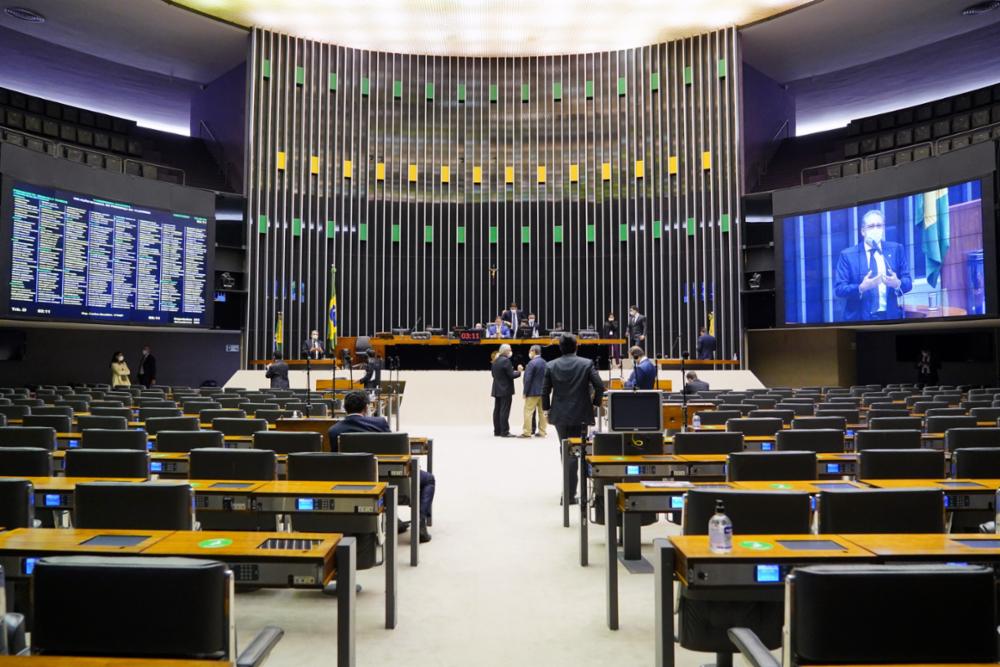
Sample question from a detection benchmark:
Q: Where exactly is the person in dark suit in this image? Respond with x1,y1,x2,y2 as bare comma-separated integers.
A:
683,371,710,395
602,312,622,368
625,346,657,390
834,209,912,321
627,305,646,349
328,391,435,542
542,333,605,503
519,313,542,338
696,327,717,360
520,344,548,438
491,344,523,436
501,302,523,333
265,353,290,389
360,349,382,390
137,345,156,388
303,330,325,359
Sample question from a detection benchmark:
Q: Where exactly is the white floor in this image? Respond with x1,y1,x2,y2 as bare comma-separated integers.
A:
232,423,712,667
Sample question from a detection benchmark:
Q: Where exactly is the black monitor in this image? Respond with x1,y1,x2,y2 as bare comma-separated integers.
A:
607,390,662,432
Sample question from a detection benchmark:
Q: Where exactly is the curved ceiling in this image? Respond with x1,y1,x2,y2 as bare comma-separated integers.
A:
171,0,813,56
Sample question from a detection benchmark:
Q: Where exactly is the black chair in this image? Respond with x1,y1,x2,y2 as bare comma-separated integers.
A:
74,482,193,530
775,402,814,417
854,429,921,451
744,398,777,410
252,431,323,454
241,402,275,416
953,448,1000,477
254,408,293,424
814,408,860,424
0,426,56,450
211,417,269,436
695,410,742,427
200,408,246,423
818,488,945,533
11,398,43,407
22,415,72,432
0,478,34,528
972,407,1000,422
286,402,330,417
89,399,127,409
926,415,979,434
53,399,89,413
717,403,756,416
183,400,221,413
868,416,922,430
0,413,5,427
858,449,945,479
30,556,283,664
962,399,994,411
137,407,182,421
747,409,795,426
90,406,133,420
866,408,910,419
791,416,847,431
155,430,224,453
728,564,998,667
216,396,249,409
0,447,52,476
680,489,811,664
0,405,30,420
925,407,967,417
944,427,1000,451
726,418,784,437
76,415,128,431
189,448,277,480
81,429,147,451
774,429,844,453
135,400,177,409
673,432,743,455
31,406,74,417
727,451,817,481
912,400,940,413
144,416,200,434
338,432,409,454
65,449,149,478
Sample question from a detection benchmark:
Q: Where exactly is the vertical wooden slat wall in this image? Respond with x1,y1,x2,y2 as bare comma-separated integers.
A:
245,27,744,365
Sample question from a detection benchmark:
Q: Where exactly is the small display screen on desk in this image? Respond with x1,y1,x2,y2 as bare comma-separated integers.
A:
825,464,841,474
210,482,253,489
296,498,315,511
43,493,61,507
67,439,79,448
938,481,986,488
23,557,37,575
760,441,774,451
815,483,860,491
777,540,846,551
150,461,163,473
671,496,684,509
333,484,377,491
81,534,150,547
846,430,855,437
626,465,640,475
755,564,781,583
952,539,1000,549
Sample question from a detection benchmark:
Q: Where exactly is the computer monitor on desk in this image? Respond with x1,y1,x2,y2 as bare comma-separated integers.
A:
607,390,663,433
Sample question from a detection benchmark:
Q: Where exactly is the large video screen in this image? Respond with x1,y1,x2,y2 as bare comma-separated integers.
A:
7,182,210,326
781,180,987,324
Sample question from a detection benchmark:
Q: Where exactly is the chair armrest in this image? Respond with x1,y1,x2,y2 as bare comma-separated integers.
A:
728,627,780,667
4,613,26,656
978,520,995,534
236,625,284,667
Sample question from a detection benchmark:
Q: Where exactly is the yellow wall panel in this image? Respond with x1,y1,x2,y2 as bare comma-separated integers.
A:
472,165,483,184
702,151,712,170
343,159,353,179
441,165,450,183
276,151,286,170
375,162,386,180
310,155,320,175
537,165,546,183
569,164,579,182
505,166,514,184
635,159,644,178
601,162,611,181
668,156,679,174
408,164,418,182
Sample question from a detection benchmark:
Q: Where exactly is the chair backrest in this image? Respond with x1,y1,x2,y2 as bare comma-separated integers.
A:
867,416,922,430
747,409,795,425
0,446,52,476
136,399,177,409
814,407,860,423
695,410,742,426
137,407,183,421
682,489,812,535
81,428,147,451
211,417,269,436
925,407,967,417
249,431,322,455
183,400,221,413
944,427,1000,452
31,406,74,417
89,399,127,408
744,398,777,410
0,478,34,528
727,451,818,481
11,398,43,407
65,449,150,479
90,406,133,419
144,416,200,434
725,417,784,437
953,448,1000,478
791,416,847,431
818,488,945,533
672,431,744,455
788,564,998,666
971,407,1000,422
866,408,911,419
858,449,946,480
774,429,844,453
240,402,275,416
925,415,980,434
189,447,277,480
286,402,329,417
0,405,30,420
23,414,72,432
717,403,755,416
775,402,815,416
961,399,993,410
31,555,230,660
338,431,409,455
286,452,378,481
200,408,246,422
0,425,56,450
154,430,224,453
215,396,248,409
74,482,194,530
76,415,128,431
854,429,922,451
254,408,294,423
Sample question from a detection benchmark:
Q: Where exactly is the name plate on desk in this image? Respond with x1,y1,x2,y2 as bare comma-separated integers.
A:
459,330,482,344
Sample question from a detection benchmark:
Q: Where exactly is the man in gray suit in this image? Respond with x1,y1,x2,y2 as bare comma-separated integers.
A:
542,333,605,504
520,344,548,438
265,353,290,389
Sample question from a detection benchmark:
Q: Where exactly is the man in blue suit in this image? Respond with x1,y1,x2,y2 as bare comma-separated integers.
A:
625,346,657,390
486,316,512,339
520,344,548,437
834,209,912,321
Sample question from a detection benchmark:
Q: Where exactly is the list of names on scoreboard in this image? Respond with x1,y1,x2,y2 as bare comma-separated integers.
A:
9,184,208,325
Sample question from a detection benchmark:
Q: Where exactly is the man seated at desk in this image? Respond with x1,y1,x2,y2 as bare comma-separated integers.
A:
683,371,709,394
486,316,512,339
518,313,542,338
328,391,435,543
624,346,656,389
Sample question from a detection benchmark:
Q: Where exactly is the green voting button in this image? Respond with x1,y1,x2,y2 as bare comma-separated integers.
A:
739,540,773,551
770,483,792,490
198,538,233,549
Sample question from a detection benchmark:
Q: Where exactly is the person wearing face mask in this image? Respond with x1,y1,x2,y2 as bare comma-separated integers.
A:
602,312,621,368
501,301,522,333
520,312,541,338
110,350,131,388
303,329,325,359
834,209,912,321
626,305,646,349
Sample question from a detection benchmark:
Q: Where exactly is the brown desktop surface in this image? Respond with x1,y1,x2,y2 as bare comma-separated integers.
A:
254,480,387,497
11,476,147,490
863,478,1000,490
586,454,682,464
731,480,868,493
0,528,171,554
142,530,340,559
669,534,873,563
0,657,227,667
841,533,1000,557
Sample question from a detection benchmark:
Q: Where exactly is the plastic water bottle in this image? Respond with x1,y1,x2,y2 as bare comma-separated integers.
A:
692,413,702,430
708,499,733,554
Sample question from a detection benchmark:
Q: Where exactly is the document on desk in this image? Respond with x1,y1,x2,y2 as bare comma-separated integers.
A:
641,481,693,488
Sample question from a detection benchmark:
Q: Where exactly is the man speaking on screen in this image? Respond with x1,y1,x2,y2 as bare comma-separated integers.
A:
834,209,912,321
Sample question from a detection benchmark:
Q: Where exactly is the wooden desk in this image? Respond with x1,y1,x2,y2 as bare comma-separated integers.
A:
0,528,170,558
656,358,741,368
275,417,339,451
841,533,1000,559
862,478,1000,512
732,480,868,493
0,657,226,666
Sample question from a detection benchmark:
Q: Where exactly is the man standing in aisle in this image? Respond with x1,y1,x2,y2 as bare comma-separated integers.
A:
624,346,656,389
696,327,717,360
491,343,522,437
543,333,605,504
520,344,548,438
137,345,156,388
627,305,646,350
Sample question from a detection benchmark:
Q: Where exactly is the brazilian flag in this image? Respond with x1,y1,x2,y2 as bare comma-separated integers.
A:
327,265,338,354
273,311,284,356
915,188,950,288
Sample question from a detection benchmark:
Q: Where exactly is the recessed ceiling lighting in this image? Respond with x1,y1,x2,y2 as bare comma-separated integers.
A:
962,1,1000,15
4,6,45,23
